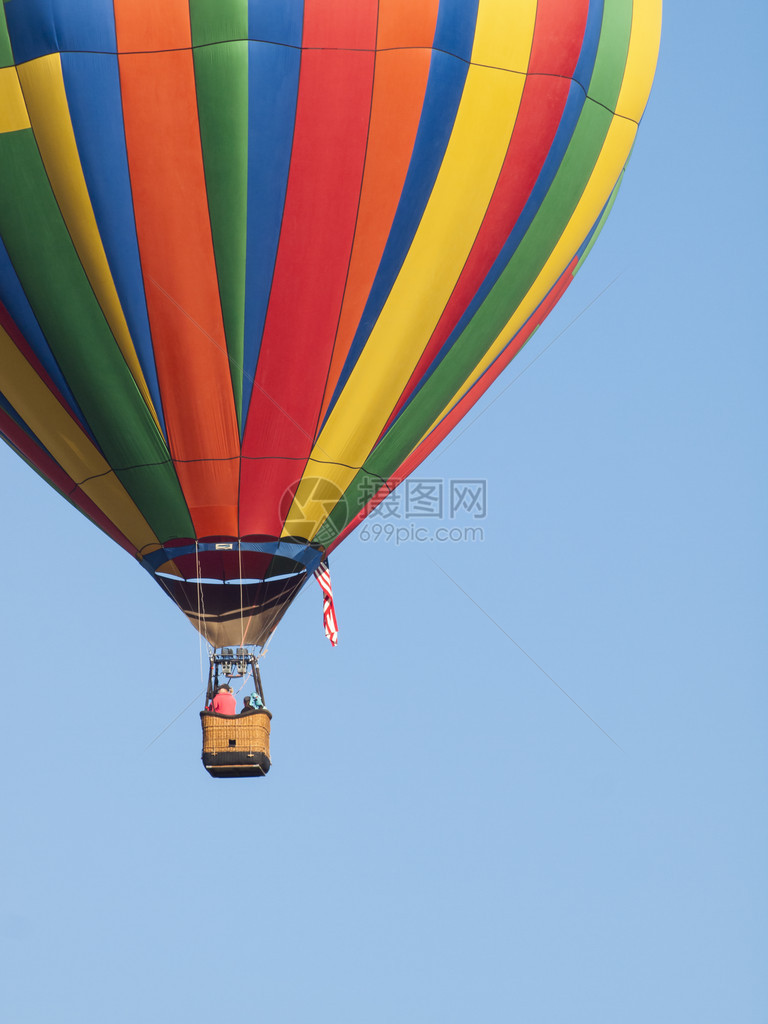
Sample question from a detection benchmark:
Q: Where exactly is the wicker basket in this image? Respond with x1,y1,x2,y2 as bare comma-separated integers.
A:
200,710,272,778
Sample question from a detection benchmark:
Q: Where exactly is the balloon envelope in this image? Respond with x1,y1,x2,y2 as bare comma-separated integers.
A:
0,0,661,646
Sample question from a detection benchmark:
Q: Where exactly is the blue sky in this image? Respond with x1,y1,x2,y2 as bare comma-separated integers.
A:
1,4,765,1022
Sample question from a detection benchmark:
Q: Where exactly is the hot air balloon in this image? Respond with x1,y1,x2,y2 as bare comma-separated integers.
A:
0,0,661,776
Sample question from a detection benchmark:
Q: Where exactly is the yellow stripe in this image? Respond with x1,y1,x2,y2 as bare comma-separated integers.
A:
420,115,640,442
0,66,30,132
16,55,163,434
0,324,162,554
472,0,538,72
283,3,537,538
615,0,663,123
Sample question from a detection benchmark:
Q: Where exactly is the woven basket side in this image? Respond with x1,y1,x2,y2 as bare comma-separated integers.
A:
200,712,271,757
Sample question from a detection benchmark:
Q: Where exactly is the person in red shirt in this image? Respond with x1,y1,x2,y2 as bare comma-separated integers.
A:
212,684,236,715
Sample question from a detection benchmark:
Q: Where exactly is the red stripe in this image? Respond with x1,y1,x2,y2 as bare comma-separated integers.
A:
323,595,338,643
240,43,376,535
379,0,589,436
528,0,590,78
316,558,338,644
302,0,377,48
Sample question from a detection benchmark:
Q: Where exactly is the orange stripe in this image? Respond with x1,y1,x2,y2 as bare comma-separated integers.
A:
115,6,240,537
377,0,440,49
316,43,434,426
114,0,192,51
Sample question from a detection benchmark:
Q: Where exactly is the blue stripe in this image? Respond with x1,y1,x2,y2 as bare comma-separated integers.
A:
60,51,167,437
573,0,605,95
5,0,117,64
0,237,94,439
241,40,301,429
433,0,479,60
141,538,324,575
248,0,304,46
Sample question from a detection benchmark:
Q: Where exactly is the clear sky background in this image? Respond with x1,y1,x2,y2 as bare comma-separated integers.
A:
1,4,765,1022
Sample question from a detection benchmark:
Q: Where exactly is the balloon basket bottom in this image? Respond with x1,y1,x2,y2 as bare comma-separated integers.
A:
203,759,270,779
200,710,272,779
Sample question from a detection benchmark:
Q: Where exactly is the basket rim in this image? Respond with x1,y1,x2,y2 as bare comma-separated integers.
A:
200,708,273,721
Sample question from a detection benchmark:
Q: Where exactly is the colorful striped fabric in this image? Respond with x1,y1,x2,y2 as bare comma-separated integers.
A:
0,0,661,647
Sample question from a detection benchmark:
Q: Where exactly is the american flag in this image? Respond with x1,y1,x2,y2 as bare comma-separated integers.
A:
313,559,338,646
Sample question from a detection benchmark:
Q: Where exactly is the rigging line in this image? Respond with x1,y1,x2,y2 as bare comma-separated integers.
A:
146,274,335,461
195,538,203,649
256,545,329,662
142,688,207,753
266,556,327,653
429,557,623,751
238,541,245,649
433,273,624,463
195,537,201,619
194,539,207,695
257,631,272,661
196,540,213,696
258,585,289,661
252,560,315,658
253,573,299,652
198,614,206,691
196,540,210,650
258,570,300,660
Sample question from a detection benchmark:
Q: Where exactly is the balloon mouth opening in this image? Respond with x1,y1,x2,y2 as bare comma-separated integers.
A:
156,570,302,584
142,536,325,584
144,538,325,648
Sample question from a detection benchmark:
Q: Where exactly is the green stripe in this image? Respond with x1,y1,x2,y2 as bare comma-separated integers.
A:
0,2,12,67
190,0,249,44
0,131,194,540
587,0,633,112
192,38,249,428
